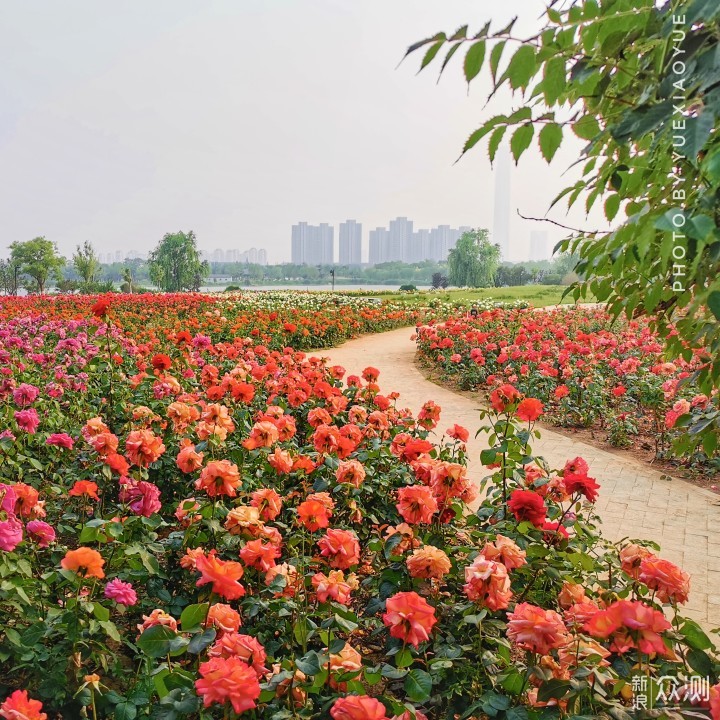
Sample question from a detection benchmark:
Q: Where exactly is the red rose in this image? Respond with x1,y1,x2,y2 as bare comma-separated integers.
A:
508,489,546,527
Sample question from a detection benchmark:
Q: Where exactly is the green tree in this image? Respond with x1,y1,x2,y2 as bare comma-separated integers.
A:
9,237,65,293
407,0,720,454
72,241,101,290
148,231,208,292
0,258,21,296
121,267,134,293
447,229,500,287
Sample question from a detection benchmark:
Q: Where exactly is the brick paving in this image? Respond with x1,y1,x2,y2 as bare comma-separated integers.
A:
320,326,720,633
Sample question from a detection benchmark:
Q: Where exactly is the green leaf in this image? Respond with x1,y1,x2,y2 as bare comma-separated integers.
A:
543,57,566,104
504,45,537,90
420,36,446,70
404,668,432,702
604,194,621,222
538,123,562,162
137,625,178,658
489,41,506,84
187,628,215,654
180,602,208,631
115,703,137,720
488,126,506,162
708,291,720,320
687,647,713,676
510,124,534,162
464,41,486,83
395,647,414,668
681,619,713,650
100,621,122,643
537,678,572,703
93,603,110,622
572,115,601,140
680,113,714,164
295,650,323,676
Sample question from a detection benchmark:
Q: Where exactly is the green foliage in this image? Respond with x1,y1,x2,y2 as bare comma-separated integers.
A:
9,237,65,293
72,241,101,290
148,231,209,292
447,229,500,287
0,257,22,296
407,0,720,455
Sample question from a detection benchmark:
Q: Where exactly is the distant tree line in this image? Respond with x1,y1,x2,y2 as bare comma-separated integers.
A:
1,229,578,294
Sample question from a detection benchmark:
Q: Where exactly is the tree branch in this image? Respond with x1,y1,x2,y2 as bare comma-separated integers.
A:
516,209,610,236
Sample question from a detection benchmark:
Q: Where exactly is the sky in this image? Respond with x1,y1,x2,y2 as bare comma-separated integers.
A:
0,0,604,263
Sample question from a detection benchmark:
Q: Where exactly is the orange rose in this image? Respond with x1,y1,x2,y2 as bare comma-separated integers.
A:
406,545,451,580
61,547,105,579
195,460,241,498
195,553,245,600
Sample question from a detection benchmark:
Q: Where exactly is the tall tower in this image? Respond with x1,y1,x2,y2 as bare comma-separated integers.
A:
493,146,512,260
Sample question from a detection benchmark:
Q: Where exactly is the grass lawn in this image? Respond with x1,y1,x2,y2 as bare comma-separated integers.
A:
368,285,593,307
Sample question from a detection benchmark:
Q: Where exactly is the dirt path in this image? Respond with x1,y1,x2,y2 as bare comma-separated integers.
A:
319,326,720,632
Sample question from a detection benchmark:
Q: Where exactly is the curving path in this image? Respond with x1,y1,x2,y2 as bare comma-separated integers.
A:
319,326,720,632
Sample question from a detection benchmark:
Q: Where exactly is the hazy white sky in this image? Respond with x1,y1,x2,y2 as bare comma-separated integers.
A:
0,0,602,263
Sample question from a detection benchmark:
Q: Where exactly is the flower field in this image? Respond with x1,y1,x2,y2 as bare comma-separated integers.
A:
416,306,719,468
0,294,719,719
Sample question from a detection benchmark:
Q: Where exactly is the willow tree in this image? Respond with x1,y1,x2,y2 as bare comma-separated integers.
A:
148,231,209,292
408,0,720,455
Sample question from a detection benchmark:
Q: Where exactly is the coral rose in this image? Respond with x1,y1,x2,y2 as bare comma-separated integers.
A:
251,488,283,521
507,603,570,655
209,632,268,677
331,695,388,720
240,539,280,572
620,543,654,580
463,557,512,610
297,499,331,532
317,528,360,569
481,534,527,569
638,556,690,605
125,429,165,467
0,690,47,720
195,656,261,715
396,485,438,525
206,603,241,634
312,570,357,605
336,459,366,488
383,591,437,648
584,599,671,656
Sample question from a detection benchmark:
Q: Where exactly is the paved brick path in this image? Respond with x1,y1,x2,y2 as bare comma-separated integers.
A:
320,326,720,633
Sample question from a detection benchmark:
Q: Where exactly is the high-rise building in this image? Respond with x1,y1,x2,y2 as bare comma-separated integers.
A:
367,220,473,265
368,227,389,264
339,220,362,265
257,248,267,265
388,217,413,262
493,146,512,260
291,222,334,265
529,231,550,261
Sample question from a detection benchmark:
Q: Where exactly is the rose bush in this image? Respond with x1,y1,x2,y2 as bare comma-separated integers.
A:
416,306,719,467
0,295,718,719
